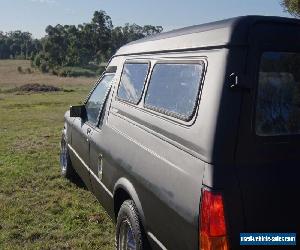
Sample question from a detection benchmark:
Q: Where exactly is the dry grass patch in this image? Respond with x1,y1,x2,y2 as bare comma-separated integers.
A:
0,60,97,89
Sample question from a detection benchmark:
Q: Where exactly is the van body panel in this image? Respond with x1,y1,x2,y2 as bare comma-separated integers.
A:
102,112,205,249
111,50,237,164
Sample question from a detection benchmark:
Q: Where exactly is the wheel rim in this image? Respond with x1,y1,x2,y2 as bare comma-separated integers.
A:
119,219,136,250
60,140,67,172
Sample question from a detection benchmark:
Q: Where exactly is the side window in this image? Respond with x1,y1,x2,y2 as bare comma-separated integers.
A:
85,74,114,124
256,52,300,136
117,63,149,104
145,63,204,121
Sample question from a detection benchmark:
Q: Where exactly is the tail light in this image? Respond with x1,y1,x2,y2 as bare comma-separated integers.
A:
200,189,229,250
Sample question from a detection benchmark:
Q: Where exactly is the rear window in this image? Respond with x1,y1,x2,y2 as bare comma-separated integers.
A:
256,52,300,136
117,63,149,104
144,63,204,121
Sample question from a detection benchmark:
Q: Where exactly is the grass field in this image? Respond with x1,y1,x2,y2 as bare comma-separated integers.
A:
0,60,115,249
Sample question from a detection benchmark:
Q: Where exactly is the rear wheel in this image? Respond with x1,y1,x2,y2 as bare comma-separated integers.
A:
116,200,144,250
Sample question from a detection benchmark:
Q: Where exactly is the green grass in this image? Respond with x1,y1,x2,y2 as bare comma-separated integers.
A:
0,61,114,249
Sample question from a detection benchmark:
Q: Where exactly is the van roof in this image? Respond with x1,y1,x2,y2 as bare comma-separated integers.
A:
115,15,300,56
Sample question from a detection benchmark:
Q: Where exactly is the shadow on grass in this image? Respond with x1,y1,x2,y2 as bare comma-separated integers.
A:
69,174,87,190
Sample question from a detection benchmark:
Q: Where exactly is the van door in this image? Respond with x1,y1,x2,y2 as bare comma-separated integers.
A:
70,74,115,189
71,118,93,189
235,23,300,233
87,74,115,213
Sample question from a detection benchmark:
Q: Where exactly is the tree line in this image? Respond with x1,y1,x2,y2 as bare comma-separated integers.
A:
0,31,41,60
0,10,162,74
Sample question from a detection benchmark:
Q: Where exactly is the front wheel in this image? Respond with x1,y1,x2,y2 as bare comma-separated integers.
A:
116,200,144,250
60,137,77,179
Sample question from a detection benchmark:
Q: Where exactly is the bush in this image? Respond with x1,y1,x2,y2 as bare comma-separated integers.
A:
33,54,41,68
34,62,106,78
40,62,49,73
15,55,26,60
52,68,59,76
68,69,96,77
25,68,32,74
57,67,96,77
84,63,100,71
17,66,23,73
96,66,106,76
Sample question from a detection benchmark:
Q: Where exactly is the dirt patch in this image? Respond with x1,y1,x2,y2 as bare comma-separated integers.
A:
19,83,62,92
5,83,74,93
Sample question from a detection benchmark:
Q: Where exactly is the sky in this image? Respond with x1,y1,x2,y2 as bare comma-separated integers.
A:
0,0,292,38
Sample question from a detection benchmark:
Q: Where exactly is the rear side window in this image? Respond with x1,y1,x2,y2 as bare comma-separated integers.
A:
117,63,149,104
256,52,300,136
145,63,204,121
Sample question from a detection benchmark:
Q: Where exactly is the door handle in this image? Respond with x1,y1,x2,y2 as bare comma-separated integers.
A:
97,154,103,180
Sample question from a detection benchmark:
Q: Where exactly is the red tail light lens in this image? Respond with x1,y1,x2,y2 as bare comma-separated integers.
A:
200,189,229,250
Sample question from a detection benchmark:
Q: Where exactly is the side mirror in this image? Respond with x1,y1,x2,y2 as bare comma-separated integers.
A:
70,105,86,118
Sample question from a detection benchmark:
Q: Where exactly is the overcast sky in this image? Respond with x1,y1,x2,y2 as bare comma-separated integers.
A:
0,0,291,38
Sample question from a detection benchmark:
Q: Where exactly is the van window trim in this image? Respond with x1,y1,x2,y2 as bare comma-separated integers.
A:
116,60,151,105
252,48,300,143
143,60,206,122
95,84,113,129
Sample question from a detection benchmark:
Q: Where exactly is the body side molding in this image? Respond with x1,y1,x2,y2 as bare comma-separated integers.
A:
68,143,113,198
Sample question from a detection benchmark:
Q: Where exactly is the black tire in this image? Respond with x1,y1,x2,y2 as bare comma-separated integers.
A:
116,200,146,250
60,136,78,180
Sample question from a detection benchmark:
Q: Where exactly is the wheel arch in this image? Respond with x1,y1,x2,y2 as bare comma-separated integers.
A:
113,178,146,229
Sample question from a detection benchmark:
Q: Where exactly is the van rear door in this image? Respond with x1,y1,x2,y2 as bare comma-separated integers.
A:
235,21,300,234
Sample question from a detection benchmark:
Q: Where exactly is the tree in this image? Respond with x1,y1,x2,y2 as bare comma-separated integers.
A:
142,25,163,36
0,32,10,59
34,10,163,69
43,24,69,67
281,0,300,17
110,24,163,54
0,10,163,72
91,10,113,63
